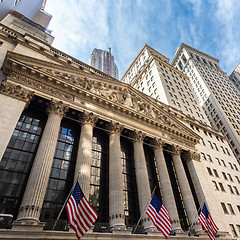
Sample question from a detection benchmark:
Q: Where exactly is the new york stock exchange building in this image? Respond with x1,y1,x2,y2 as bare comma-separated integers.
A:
0,12,239,240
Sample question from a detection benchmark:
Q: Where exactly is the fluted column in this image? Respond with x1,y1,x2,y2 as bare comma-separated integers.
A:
170,146,202,233
74,112,98,199
107,122,126,232
152,139,182,233
130,131,155,233
15,100,69,225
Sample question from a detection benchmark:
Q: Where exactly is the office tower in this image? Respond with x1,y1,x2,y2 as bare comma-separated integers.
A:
230,62,240,92
122,44,240,238
172,43,240,164
88,48,119,79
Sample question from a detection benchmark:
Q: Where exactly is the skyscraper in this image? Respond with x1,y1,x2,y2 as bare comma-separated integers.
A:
230,62,240,92
88,48,119,79
172,43,240,164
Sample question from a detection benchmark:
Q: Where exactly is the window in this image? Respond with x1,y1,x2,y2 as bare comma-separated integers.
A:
229,162,234,169
221,202,228,214
221,159,226,167
208,141,214,149
213,143,219,151
201,153,207,160
228,185,234,194
229,224,238,237
207,154,213,162
219,182,225,192
222,172,227,180
207,167,213,176
227,204,235,214
233,186,239,195
212,181,219,190
236,176,240,183
227,173,233,181
233,164,239,171
216,158,221,165
213,169,219,178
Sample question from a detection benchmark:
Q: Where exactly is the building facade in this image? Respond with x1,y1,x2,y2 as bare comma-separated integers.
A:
172,44,240,165
121,44,240,238
230,63,240,92
88,48,119,79
0,12,240,240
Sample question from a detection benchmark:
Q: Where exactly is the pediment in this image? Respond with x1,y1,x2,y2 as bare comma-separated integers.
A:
2,51,200,144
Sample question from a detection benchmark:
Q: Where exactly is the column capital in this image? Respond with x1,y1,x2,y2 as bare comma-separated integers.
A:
0,81,34,104
170,145,182,155
150,138,165,149
183,151,201,162
79,111,98,125
46,99,69,117
129,130,146,142
107,121,124,134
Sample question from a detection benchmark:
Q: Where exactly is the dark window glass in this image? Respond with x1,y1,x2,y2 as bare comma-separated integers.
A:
89,129,109,223
121,137,139,226
0,107,47,219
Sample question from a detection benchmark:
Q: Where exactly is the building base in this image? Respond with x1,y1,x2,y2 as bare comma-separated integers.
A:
12,221,45,231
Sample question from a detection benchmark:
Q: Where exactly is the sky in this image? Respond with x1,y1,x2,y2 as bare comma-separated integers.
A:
45,0,240,78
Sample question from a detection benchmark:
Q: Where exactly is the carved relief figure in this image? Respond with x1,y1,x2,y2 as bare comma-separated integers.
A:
122,90,133,107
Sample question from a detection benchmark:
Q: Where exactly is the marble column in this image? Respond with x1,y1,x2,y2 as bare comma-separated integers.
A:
152,139,182,233
107,122,126,233
74,112,98,199
130,131,155,233
170,146,202,233
14,100,69,228
0,82,34,161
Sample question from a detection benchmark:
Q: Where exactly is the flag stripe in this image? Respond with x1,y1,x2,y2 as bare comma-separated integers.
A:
146,193,172,238
66,182,98,240
198,203,218,240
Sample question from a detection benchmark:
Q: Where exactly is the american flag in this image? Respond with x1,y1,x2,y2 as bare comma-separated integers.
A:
66,182,98,239
198,202,218,240
146,193,172,238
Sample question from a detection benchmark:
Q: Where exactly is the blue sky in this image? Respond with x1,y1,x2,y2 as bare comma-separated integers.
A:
45,0,240,78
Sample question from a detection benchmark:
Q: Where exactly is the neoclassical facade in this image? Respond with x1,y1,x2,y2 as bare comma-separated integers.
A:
0,49,234,239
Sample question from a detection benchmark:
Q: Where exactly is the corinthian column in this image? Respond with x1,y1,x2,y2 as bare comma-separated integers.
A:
74,112,98,199
151,139,182,233
130,131,155,233
107,122,126,233
170,146,202,233
14,100,69,228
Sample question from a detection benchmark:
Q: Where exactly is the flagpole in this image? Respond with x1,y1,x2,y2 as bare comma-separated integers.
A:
132,186,157,234
52,175,79,230
188,204,201,234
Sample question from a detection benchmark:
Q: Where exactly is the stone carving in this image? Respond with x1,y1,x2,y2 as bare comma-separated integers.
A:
0,81,34,103
107,121,124,134
79,111,98,125
122,90,133,107
129,130,146,142
183,151,201,162
150,138,165,149
171,145,182,155
46,99,69,117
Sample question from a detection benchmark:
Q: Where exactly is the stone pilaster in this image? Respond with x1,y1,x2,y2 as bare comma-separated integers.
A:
151,139,182,233
170,146,202,234
130,131,155,233
74,111,98,199
0,82,34,162
107,122,126,233
14,100,69,228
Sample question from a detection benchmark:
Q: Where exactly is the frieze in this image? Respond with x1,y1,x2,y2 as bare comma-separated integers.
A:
0,81,34,103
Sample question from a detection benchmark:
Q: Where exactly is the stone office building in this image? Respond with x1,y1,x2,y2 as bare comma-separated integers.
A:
0,12,238,240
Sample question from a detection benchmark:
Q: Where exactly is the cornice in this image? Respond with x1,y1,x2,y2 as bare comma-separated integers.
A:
2,52,200,148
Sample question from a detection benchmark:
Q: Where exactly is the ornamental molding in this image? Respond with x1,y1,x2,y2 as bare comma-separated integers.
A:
107,121,124,135
79,111,98,125
183,151,201,162
0,81,34,104
150,138,166,149
2,51,201,148
129,130,146,142
46,99,69,117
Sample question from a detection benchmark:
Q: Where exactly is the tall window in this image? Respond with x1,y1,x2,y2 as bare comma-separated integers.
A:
89,129,109,223
121,137,139,226
41,119,79,227
0,107,47,219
